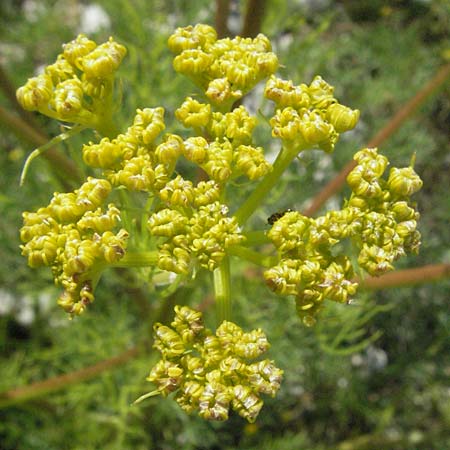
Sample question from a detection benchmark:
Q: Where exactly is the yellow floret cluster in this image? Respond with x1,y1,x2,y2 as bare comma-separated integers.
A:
265,75,360,153
20,178,128,315
168,24,279,106
16,34,126,133
145,306,283,422
264,148,422,325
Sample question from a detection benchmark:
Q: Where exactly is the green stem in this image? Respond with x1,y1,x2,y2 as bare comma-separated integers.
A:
213,256,231,324
111,251,159,268
234,144,298,225
227,245,276,268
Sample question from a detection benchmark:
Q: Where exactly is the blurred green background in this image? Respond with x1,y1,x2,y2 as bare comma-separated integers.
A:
0,0,449,449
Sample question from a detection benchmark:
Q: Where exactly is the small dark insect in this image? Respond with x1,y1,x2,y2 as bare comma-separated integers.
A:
267,209,292,225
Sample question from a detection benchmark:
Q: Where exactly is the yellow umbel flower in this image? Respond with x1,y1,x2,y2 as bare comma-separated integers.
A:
139,306,283,422
17,34,126,134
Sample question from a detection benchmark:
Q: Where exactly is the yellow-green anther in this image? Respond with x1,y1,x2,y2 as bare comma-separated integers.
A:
148,209,188,238
296,294,323,327
176,380,204,412
326,103,360,133
159,175,194,207
81,38,127,79
62,34,97,68
175,97,211,129
16,74,53,111
387,166,423,197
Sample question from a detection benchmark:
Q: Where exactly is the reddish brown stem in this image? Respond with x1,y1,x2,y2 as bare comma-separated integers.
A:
357,263,450,290
241,0,268,37
0,346,140,408
215,0,231,38
0,104,82,186
303,63,450,217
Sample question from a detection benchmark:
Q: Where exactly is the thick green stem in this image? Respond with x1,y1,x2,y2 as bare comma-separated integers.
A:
213,256,232,324
235,145,298,225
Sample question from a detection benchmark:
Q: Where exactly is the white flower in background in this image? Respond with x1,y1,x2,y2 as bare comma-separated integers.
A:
79,4,111,34
22,0,46,23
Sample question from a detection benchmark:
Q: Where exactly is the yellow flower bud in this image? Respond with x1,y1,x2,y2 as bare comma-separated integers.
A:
133,107,165,144
159,175,194,207
153,323,186,359
308,75,335,109
387,167,423,197
173,49,214,76
16,74,53,111
175,97,211,129
148,209,188,238
52,79,84,118
83,138,123,169
168,24,217,54
62,34,97,69
81,38,126,79
264,75,310,109
183,136,208,164
206,77,241,105
193,181,221,207
45,55,74,84
298,110,334,146
155,134,183,165
326,103,360,133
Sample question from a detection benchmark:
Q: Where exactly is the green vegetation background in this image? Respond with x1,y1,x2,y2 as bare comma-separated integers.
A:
0,1,449,449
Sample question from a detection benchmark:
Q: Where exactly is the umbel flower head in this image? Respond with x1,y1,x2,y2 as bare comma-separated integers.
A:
265,75,360,153
137,306,283,422
265,148,422,326
16,34,126,134
20,178,128,315
168,24,279,106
